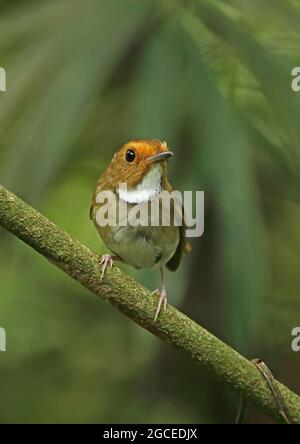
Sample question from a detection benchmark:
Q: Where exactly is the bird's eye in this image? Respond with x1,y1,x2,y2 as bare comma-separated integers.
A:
125,149,136,163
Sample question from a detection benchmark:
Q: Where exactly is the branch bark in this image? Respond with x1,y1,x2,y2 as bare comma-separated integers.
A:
0,184,299,423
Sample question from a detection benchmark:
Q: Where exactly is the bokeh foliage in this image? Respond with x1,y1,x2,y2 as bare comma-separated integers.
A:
0,0,300,423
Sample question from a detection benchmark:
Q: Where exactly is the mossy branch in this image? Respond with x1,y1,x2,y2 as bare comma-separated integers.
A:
0,184,299,423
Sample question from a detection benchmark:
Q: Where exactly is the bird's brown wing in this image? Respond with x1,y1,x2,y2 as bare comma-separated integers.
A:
166,198,191,272
162,176,191,271
89,182,105,221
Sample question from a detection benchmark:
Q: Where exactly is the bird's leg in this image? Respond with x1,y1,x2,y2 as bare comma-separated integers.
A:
153,267,168,322
99,254,121,280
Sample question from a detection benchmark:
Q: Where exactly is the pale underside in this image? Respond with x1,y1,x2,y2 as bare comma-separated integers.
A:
95,164,180,269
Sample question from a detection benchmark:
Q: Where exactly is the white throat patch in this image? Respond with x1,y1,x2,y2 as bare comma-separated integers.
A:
118,164,162,204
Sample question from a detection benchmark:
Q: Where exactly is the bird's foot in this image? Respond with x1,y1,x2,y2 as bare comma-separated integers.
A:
152,286,167,322
99,254,117,280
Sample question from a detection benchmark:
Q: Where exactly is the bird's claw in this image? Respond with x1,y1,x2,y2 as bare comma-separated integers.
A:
152,287,167,322
100,254,114,280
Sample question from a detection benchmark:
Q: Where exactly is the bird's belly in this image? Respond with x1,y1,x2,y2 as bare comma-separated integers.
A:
100,225,179,269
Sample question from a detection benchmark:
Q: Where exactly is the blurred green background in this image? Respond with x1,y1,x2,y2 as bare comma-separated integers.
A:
0,0,300,424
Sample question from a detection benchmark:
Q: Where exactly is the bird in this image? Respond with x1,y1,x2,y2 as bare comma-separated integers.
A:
90,139,191,321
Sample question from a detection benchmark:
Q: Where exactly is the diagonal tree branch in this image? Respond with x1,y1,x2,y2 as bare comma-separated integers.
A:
0,184,299,424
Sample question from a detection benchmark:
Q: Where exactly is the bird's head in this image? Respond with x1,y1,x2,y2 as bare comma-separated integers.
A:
98,139,174,192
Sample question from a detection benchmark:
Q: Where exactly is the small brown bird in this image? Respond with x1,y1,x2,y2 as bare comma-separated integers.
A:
90,139,190,321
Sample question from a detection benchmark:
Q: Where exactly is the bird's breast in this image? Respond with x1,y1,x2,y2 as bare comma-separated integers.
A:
96,199,180,269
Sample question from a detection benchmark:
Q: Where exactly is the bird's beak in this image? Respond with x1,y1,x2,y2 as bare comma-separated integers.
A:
147,151,174,163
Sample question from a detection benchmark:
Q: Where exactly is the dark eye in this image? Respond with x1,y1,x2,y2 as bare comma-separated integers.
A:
125,149,136,162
